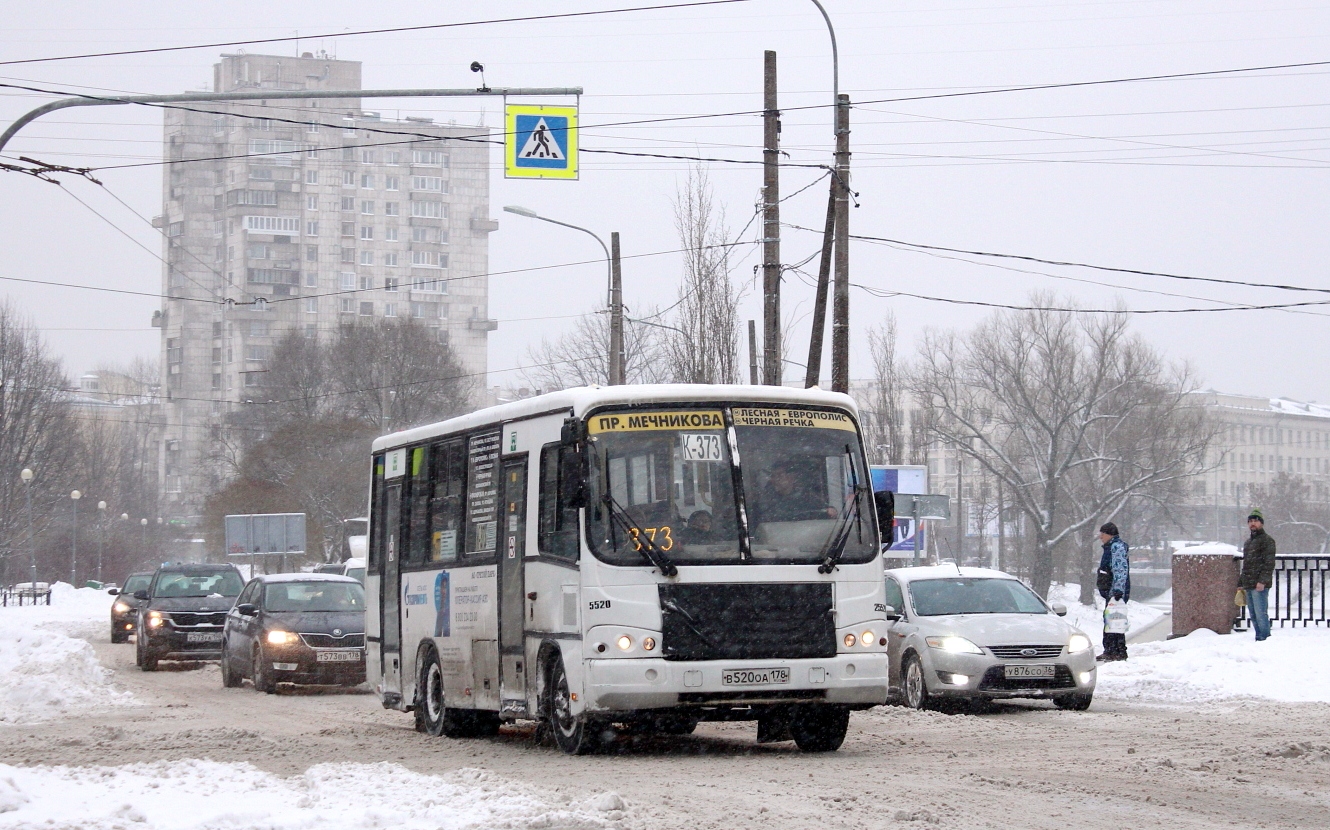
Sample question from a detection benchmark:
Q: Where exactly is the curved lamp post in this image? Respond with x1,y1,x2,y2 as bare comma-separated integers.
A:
20,468,35,586
70,490,81,585
97,500,107,583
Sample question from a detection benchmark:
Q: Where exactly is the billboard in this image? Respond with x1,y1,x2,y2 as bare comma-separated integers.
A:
224,513,306,557
870,466,927,554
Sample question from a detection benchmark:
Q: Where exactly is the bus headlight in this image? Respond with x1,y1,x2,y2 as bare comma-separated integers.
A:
616,635,633,651
642,637,656,651
843,633,857,648
860,630,875,647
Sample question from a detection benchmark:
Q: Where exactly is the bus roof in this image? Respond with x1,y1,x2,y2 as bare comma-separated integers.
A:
371,384,860,452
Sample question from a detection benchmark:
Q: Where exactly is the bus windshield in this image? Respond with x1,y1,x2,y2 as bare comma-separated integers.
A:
586,409,742,566
584,405,875,567
732,407,876,565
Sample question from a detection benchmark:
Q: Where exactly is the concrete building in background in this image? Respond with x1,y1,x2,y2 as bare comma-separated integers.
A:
157,52,497,525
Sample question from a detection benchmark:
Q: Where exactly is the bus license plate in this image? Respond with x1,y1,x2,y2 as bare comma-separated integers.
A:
722,667,790,686
1004,664,1055,679
185,632,223,643
316,650,362,663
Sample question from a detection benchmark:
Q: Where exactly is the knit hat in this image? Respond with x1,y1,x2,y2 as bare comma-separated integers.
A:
1247,509,1264,523
1099,522,1119,537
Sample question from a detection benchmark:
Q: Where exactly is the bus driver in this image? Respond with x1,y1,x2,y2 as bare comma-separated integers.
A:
754,460,838,524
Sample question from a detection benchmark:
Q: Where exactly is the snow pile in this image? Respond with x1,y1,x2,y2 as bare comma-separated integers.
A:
1171,542,1241,558
0,582,132,725
1095,626,1330,704
0,760,630,829
1047,583,1164,643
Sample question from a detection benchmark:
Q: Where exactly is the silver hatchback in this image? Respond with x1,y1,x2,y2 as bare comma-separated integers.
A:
884,566,1097,711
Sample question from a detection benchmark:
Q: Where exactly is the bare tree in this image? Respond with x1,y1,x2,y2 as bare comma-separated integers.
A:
522,307,667,391
329,319,472,432
666,165,744,384
860,313,906,465
909,295,1217,598
1252,472,1330,553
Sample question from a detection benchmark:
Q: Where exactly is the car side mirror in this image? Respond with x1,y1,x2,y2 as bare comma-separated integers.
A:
1051,602,1067,617
874,490,895,545
133,590,149,601
106,588,119,596
236,603,258,616
884,604,901,622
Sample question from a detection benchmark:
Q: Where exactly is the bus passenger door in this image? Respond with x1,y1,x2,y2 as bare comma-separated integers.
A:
499,459,528,717
381,480,404,701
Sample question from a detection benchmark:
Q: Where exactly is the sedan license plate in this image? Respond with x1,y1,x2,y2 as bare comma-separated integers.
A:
1004,664,1055,679
316,650,362,663
722,667,790,686
185,631,223,643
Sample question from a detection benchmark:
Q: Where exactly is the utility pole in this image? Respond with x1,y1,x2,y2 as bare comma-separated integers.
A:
761,50,782,386
748,320,760,385
804,190,836,388
609,232,625,386
830,93,852,394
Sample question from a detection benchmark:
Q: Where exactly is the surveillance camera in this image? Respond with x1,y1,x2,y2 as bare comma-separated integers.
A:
470,61,484,73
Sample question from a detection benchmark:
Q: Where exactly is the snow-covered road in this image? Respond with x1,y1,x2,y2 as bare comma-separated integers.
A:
2,585,1328,830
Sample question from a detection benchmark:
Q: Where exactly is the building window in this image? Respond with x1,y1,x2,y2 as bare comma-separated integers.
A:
410,276,446,293
341,247,355,263
304,298,318,314
384,202,399,216
341,222,355,237
385,176,399,191
241,216,301,234
304,323,317,338
343,170,356,186
359,250,374,265
305,170,318,185
361,150,376,164
410,301,441,319
410,250,440,267
340,196,355,211
305,245,318,262
385,227,399,242
410,201,445,219
226,189,279,207
411,227,435,243
384,303,397,318
306,122,320,134
361,174,374,189
412,150,447,166
411,176,445,192
306,195,318,211
384,253,398,267
305,220,319,236
340,273,356,290
339,298,356,314
385,277,399,291
359,275,374,290
359,302,374,316
361,200,375,215
386,151,401,165
305,271,318,288
360,226,374,240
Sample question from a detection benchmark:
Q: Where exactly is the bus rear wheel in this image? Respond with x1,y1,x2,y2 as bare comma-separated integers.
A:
415,648,480,738
790,705,850,752
548,657,600,755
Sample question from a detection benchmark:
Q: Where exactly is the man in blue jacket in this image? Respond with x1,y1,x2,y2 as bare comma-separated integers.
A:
1096,522,1131,662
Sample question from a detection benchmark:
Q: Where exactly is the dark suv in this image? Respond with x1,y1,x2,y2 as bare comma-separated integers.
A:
108,572,153,643
135,563,245,671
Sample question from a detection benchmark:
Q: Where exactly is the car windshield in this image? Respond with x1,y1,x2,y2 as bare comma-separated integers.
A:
154,570,244,598
585,409,742,566
345,567,366,584
263,581,365,613
122,575,151,594
908,578,1048,616
733,407,876,565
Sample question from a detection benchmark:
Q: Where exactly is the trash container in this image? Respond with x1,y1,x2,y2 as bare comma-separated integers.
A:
1171,543,1242,637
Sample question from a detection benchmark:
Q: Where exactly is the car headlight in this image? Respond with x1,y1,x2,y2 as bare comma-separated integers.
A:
147,611,164,628
1067,633,1092,654
925,636,984,655
266,630,298,646
113,602,130,613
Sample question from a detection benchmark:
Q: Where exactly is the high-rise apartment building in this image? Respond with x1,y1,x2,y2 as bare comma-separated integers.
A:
157,53,496,524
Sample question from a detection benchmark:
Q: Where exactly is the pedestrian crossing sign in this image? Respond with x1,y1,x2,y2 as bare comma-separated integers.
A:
505,104,578,180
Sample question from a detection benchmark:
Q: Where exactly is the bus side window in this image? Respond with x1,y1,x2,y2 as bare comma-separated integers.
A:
429,441,466,563
539,443,579,560
405,446,431,565
368,454,385,573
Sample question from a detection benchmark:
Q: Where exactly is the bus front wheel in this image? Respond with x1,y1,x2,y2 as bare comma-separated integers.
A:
790,705,849,752
548,657,601,755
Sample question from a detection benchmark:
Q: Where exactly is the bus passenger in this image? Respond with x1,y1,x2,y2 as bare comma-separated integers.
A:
681,510,715,543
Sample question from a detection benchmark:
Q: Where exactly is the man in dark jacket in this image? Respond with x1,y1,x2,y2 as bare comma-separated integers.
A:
1240,509,1277,642
1096,522,1131,662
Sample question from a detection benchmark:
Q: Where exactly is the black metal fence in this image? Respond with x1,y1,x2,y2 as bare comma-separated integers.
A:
1,586,53,606
1236,555,1328,629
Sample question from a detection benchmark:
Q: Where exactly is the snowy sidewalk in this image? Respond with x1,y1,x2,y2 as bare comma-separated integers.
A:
0,583,134,725
0,760,629,829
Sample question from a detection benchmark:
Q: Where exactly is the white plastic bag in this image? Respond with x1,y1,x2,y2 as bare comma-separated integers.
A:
1103,598,1129,634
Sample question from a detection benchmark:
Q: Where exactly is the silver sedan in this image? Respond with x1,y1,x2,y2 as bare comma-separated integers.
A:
884,566,1097,711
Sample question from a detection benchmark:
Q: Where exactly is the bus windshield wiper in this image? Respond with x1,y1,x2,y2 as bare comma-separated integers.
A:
818,445,865,574
602,493,679,577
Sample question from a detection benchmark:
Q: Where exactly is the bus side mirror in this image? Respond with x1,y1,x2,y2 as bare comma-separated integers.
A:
874,490,895,545
559,418,589,510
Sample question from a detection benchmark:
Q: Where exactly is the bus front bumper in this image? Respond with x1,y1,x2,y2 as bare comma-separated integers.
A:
584,654,888,712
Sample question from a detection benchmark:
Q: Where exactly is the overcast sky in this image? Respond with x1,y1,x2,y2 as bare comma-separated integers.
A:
2,0,1328,402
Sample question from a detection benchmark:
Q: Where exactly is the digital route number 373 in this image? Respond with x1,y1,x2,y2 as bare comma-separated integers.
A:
628,526,675,551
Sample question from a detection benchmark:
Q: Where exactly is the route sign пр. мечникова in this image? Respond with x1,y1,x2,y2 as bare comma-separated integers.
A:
505,104,578,180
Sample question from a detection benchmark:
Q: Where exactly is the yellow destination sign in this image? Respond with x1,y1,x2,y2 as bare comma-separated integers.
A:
588,410,724,434
732,407,856,431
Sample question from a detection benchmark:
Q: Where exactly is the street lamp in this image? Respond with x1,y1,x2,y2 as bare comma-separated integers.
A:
503,205,625,385
70,490,81,586
140,517,147,549
97,500,107,583
20,468,35,587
